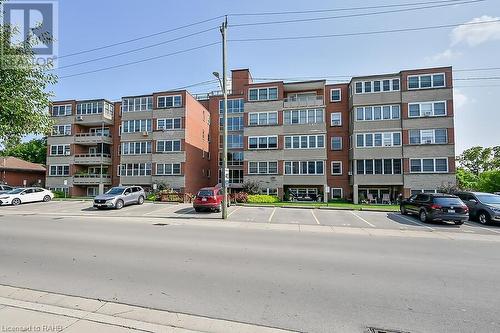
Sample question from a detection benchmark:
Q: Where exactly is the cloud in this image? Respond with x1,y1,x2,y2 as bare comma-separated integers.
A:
451,15,500,47
454,89,468,108
425,49,461,63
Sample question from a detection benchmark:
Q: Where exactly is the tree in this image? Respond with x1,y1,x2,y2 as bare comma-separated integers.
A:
0,7,57,146
476,170,500,193
242,180,261,194
0,138,47,164
456,146,499,175
456,168,479,190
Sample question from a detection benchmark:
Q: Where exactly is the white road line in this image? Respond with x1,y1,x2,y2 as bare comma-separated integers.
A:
311,210,320,225
465,222,500,234
392,213,435,231
143,204,178,216
268,207,277,223
349,211,375,228
227,206,241,217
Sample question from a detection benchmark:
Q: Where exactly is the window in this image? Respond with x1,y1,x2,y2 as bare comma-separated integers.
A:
50,145,70,156
77,101,106,115
285,135,324,149
260,188,278,196
119,163,152,176
283,108,324,125
156,140,181,153
408,73,446,89
121,141,152,155
157,95,182,108
157,118,181,130
121,119,152,133
52,124,71,136
353,78,400,94
331,112,342,126
331,188,343,199
410,158,448,173
225,134,243,148
408,101,447,117
284,161,324,175
219,99,244,113
330,88,341,102
226,151,244,166
122,97,152,112
374,81,381,92
409,129,448,144
248,112,278,126
331,161,342,175
356,159,402,175
49,165,70,176
356,132,402,148
355,105,400,121
52,105,72,116
220,116,244,131
248,136,278,149
331,137,342,150
156,163,181,175
248,161,278,174
248,87,278,101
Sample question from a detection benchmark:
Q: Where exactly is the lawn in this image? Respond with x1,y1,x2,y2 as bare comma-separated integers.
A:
240,201,400,212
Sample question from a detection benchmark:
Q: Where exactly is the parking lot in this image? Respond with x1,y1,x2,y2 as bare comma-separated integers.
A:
1,199,500,236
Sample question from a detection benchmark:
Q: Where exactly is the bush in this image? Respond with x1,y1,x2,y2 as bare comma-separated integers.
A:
230,192,248,203
146,193,157,201
242,181,261,194
53,191,68,198
247,194,280,203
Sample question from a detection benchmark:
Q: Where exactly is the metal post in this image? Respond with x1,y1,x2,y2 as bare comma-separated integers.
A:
220,17,228,220
99,121,104,195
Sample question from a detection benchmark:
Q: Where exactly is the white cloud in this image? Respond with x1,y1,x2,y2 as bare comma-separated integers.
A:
425,49,461,63
454,89,468,108
451,15,500,47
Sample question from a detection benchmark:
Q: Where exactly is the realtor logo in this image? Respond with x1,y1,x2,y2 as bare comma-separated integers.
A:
1,0,58,68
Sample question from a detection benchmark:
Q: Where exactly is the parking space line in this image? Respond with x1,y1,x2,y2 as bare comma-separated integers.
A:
227,206,241,217
143,204,178,216
349,211,375,228
465,222,500,234
311,210,320,225
268,207,277,223
391,213,435,231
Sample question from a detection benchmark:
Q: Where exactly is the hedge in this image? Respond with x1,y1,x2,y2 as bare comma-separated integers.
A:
247,194,280,203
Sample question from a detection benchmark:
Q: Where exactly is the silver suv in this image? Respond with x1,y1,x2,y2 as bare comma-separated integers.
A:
456,191,500,225
93,186,145,209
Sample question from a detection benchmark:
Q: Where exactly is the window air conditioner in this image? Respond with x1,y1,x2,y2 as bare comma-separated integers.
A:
348,171,353,176
424,139,432,144
64,151,71,156
423,111,432,117
142,131,149,136
76,115,83,121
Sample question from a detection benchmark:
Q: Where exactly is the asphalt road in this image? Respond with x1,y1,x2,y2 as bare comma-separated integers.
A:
1,214,500,333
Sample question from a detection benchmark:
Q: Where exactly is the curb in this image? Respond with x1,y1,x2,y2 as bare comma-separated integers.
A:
236,203,398,213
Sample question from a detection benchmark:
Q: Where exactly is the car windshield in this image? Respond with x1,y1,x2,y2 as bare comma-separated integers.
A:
106,187,125,195
6,188,23,194
197,190,214,197
434,197,463,205
476,194,500,204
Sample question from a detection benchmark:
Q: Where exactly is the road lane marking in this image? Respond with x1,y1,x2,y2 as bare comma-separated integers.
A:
311,210,320,225
465,222,500,234
227,206,241,217
392,213,435,231
349,211,375,227
143,204,178,216
268,207,277,223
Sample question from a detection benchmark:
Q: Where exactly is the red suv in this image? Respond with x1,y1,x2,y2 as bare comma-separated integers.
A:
193,187,229,212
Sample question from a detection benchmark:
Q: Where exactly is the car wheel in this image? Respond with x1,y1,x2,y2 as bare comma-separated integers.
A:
419,209,428,223
115,199,124,210
400,205,407,215
455,220,464,225
478,211,491,225
216,204,222,213
137,196,144,205
43,195,51,202
11,198,21,206
194,207,201,212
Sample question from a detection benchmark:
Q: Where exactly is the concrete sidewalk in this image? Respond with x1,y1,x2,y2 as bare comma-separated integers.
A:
0,285,295,333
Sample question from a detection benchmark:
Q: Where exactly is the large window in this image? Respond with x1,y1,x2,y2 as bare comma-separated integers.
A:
119,163,152,176
122,97,152,112
77,101,103,115
356,159,402,175
331,112,342,126
121,119,152,133
248,161,278,174
284,135,325,149
156,140,181,153
219,99,244,113
248,87,278,101
330,88,341,102
220,116,244,131
248,136,278,149
49,165,70,176
157,95,182,108
331,161,342,175
156,163,181,175
50,145,70,156
225,134,243,148
226,151,244,166
157,118,181,130
283,108,324,125
52,105,72,116
284,161,324,175
121,141,152,155
355,105,400,121
52,124,71,136
356,132,401,148
331,137,343,150
409,129,448,144
410,158,448,173
248,111,278,126
353,78,400,94
408,101,446,117
408,73,445,89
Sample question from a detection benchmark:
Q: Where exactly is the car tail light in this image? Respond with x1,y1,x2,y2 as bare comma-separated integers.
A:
462,205,469,212
430,204,442,210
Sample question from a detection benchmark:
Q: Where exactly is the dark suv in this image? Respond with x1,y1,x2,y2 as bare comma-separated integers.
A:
400,193,469,225
455,191,500,225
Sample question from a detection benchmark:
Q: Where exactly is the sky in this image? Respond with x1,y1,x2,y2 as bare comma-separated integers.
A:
44,0,500,153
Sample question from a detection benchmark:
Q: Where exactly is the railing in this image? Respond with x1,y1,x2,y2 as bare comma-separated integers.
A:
75,133,112,138
74,153,111,158
283,95,324,108
73,174,111,185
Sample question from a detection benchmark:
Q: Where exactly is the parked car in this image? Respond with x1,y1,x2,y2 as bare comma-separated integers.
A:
0,185,14,194
456,191,500,225
0,187,54,206
93,186,145,209
193,187,230,212
400,193,469,225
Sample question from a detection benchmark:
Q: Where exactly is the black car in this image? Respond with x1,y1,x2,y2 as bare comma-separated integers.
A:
400,193,469,225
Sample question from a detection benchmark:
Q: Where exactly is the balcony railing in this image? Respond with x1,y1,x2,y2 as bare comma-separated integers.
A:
74,153,112,165
74,133,112,145
73,174,112,185
283,96,324,108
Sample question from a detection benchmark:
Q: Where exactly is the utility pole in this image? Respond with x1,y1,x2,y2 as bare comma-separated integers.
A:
99,121,104,195
220,16,228,220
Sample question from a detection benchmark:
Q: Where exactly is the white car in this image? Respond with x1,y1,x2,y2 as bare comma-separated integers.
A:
0,187,54,206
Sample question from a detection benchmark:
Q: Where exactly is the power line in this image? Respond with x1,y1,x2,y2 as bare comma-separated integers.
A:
454,67,500,72
230,0,484,27
57,15,224,59
58,42,220,79
454,77,500,80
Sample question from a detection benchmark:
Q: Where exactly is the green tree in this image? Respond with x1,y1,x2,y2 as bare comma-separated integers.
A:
457,146,499,175
456,168,479,190
0,138,47,164
476,170,500,193
0,5,57,146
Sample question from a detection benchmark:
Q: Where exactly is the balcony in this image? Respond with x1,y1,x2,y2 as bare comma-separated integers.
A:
74,153,112,165
283,96,324,108
74,112,113,126
73,174,112,185
74,133,112,145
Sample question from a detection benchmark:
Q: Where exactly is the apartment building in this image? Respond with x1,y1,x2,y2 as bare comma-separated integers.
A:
47,66,456,201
